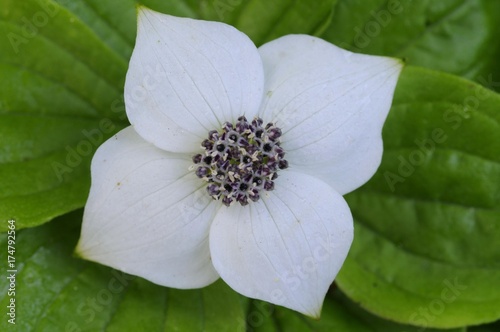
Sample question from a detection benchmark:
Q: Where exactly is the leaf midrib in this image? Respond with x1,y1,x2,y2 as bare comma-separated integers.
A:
393,0,469,57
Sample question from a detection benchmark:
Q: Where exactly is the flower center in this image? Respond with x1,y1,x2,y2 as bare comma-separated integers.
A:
192,116,288,206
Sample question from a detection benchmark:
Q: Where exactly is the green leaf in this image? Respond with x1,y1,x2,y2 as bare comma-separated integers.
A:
321,0,500,91
193,0,338,46
53,0,137,60
139,0,199,18
0,211,246,331
338,66,500,328
0,0,129,231
247,289,465,332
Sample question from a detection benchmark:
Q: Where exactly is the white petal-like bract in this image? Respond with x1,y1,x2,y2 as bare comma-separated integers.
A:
125,8,265,153
79,8,404,318
258,35,402,195
77,127,220,288
209,171,353,317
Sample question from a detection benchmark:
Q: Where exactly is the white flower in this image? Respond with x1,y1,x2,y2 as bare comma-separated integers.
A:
76,7,402,317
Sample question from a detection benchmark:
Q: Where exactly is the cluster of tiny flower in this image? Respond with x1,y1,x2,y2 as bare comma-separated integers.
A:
192,116,289,206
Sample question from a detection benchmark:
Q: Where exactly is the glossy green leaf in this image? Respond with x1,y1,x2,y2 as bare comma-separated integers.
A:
338,66,500,328
53,0,136,60
192,0,338,46
321,0,500,91
0,211,246,331
139,0,199,18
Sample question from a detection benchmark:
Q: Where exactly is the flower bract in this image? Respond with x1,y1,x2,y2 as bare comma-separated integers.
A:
77,7,403,317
